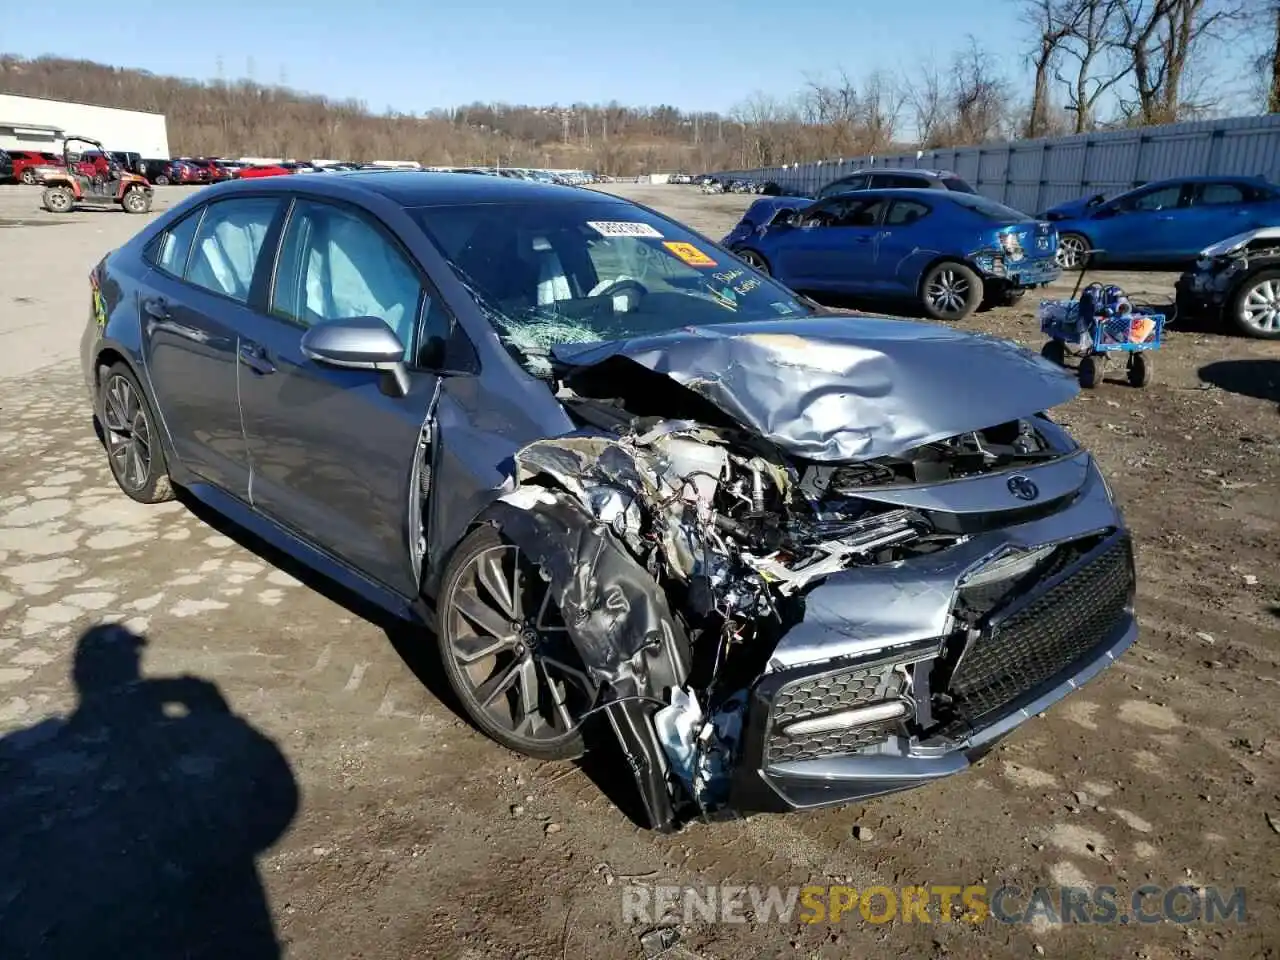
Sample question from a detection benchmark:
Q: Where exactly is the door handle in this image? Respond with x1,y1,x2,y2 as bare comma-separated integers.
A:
142,297,170,321
238,341,276,375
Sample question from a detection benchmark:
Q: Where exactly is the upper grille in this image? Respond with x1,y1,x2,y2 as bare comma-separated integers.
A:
766,662,905,764
942,535,1133,732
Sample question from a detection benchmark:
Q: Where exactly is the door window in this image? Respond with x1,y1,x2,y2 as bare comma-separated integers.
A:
1196,182,1247,205
816,175,867,199
270,199,424,359
835,197,888,227
885,200,931,226
1122,184,1183,212
184,197,280,302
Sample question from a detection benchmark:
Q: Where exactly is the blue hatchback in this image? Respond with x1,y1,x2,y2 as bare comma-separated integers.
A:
1040,175,1280,270
722,189,1060,321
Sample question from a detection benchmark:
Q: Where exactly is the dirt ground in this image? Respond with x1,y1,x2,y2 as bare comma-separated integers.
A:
1,180,1278,960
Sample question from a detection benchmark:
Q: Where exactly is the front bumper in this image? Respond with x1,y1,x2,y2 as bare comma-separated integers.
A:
1175,270,1229,315
974,253,1061,288
726,458,1135,813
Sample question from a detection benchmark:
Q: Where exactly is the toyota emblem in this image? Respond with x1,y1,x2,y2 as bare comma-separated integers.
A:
1007,475,1039,501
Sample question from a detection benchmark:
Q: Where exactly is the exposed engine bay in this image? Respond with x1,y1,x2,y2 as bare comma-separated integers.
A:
475,320,1131,831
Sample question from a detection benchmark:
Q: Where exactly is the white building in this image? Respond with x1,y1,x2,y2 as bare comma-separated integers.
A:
0,94,169,157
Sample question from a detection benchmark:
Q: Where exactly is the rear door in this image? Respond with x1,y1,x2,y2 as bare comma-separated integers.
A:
139,195,284,493
873,198,934,293
1182,180,1272,254
236,196,444,596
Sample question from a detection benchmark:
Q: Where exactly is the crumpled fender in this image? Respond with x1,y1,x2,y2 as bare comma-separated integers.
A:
481,495,693,830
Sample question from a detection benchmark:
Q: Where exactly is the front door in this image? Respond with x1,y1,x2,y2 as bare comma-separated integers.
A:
236,197,441,597
140,195,284,492
1095,182,1189,263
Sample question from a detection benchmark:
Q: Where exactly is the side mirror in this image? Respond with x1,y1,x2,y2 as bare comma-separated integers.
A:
301,316,411,396
1086,193,1106,207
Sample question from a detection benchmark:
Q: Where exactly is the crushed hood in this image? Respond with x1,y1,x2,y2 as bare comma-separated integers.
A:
552,317,1079,462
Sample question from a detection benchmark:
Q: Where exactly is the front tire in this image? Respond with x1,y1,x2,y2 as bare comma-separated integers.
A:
42,186,74,213
736,248,771,275
1057,232,1091,270
1228,268,1280,340
98,363,174,503
155,174,170,185
437,525,593,761
922,261,983,321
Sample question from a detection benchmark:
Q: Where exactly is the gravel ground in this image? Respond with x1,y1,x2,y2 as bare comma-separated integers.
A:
0,181,1278,960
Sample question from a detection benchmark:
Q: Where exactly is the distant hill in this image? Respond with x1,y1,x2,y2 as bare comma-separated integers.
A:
0,54,745,173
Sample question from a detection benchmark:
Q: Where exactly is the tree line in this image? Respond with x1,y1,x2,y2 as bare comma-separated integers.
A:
1,6,1275,174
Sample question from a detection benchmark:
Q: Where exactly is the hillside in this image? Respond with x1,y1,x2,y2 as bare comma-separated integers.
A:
1,55,748,174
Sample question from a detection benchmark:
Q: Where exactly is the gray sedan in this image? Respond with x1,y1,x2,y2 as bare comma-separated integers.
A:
82,172,1137,830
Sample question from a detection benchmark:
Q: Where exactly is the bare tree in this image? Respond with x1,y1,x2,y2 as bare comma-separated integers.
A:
1054,0,1129,131
1021,0,1078,137
859,70,905,150
949,37,1011,143
905,64,950,146
1112,0,1243,125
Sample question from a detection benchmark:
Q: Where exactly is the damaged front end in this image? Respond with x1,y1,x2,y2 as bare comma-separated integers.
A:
484,319,1135,830
1176,227,1280,315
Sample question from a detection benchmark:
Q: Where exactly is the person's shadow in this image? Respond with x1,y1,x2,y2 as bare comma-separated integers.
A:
0,625,299,959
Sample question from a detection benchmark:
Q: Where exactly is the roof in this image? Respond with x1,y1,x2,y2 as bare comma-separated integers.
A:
847,167,957,177
335,170,605,206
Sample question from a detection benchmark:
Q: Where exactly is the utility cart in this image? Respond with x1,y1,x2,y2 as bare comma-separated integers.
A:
1037,250,1167,389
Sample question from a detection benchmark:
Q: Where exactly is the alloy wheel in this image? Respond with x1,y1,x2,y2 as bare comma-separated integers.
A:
102,374,154,493
926,268,970,317
738,249,769,274
1239,278,1280,335
1056,235,1088,269
445,543,594,747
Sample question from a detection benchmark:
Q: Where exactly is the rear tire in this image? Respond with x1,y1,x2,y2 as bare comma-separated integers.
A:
20,168,37,185
155,174,170,185
122,188,150,214
1078,354,1102,389
42,186,74,213
1040,340,1066,366
98,363,174,503
922,261,983,321
1127,352,1151,387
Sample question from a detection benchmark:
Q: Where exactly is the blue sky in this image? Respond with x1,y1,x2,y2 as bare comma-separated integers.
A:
4,0,1034,114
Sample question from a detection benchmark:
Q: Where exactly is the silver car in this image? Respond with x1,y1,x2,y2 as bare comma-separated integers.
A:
81,171,1136,830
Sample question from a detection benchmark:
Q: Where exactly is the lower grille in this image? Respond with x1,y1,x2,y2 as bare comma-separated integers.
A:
943,535,1133,732
765,661,906,764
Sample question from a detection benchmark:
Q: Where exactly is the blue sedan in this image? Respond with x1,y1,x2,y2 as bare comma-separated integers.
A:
1040,175,1280,269
721,189,1060,321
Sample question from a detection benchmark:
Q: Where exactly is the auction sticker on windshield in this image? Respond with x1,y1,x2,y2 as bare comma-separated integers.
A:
587,221,664,238
663,241,717,267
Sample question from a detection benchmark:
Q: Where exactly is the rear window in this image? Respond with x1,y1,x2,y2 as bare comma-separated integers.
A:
942,176,977,194
945,193,1033,222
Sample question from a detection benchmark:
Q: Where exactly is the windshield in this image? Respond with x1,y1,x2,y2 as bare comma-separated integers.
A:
945,192,1033,222
412,200,812,375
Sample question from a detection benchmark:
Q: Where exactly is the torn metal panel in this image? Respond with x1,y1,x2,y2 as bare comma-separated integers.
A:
483,495,693,829
552,317,1079,462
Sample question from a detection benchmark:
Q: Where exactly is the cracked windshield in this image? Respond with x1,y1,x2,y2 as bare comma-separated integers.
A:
413,201,810,373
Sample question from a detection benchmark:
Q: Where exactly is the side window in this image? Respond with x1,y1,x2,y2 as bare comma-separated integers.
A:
1197,182,1246,205
886,200,930,226
817,175,865,199
270,199,424,360
146,209,203,278
1125,184,1183,212
185,197,280,302
801,200,846,226
836,197,888,227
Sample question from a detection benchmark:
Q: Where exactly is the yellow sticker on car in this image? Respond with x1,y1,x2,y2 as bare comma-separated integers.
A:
663,241,717,267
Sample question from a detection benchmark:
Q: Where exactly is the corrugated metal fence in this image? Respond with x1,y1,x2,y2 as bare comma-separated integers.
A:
709,113,1280,213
